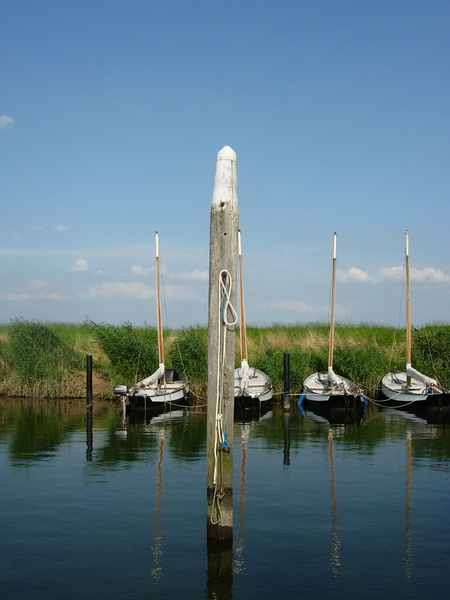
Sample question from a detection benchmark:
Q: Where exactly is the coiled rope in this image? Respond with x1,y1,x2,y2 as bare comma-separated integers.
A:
210,269,238,525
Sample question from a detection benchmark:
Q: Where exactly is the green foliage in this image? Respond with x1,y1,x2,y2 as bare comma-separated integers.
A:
254,347,321,390
0,340,9,378
169,326,208,384
169,414,206,460
90,322,159,385
333,346,398,396
414,326,450,390
6,320,82,396
1,321,450,398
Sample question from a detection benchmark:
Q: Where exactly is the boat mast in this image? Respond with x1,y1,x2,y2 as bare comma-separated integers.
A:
405,229,412,385
155,232,165,370
327,233,337,375
238,229,248,363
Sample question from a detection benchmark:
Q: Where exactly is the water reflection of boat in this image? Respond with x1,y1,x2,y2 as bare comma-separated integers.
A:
385,404,450,425
126,404,186,427
302,401,366,426
234,401,272,423
383,408,428,426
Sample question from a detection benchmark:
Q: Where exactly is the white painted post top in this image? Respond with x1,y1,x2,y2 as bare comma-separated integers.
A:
218,145,236,160
405,228,409,257
155,231,160,258
211,145,239,209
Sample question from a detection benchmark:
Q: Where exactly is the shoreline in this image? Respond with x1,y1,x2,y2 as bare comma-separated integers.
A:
1,321,448,400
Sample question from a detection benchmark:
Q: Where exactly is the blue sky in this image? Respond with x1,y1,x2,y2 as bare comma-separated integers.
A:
1,0,449,326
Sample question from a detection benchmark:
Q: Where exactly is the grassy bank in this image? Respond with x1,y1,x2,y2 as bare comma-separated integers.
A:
0,320,449,398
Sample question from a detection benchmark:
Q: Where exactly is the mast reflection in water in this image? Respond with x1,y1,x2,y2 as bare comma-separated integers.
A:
328,429,343,579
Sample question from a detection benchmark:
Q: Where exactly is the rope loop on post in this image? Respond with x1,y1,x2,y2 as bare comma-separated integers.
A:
210,268,237,526
219,269,238,329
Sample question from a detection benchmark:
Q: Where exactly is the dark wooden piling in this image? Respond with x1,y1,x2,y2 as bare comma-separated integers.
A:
283,352,291,411
86,354,93,461
207,146,239,546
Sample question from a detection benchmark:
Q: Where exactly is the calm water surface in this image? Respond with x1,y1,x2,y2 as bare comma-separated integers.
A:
1,399,450,599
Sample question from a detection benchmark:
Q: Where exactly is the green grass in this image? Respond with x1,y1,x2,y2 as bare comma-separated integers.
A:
0,320,449,398
2,320,83,397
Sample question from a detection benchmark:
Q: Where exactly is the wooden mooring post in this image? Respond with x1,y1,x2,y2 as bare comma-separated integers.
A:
207,146,239,546
86,354,93,461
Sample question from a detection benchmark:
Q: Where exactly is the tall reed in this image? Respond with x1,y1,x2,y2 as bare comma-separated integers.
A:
90,322,159,385
169,326,208,393
5,320,82,397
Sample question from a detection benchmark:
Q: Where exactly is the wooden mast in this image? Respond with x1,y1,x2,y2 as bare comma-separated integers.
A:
327,233,337,374
155,232,165,376
238,230,248,363
405,229,412,386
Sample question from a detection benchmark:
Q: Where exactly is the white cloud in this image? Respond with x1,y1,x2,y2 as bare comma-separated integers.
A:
163,284,198,300
0,281,64,302
87,281,152,300
412,267,450,283
379,266,403,281
130,264,152,277
266,300,318,314
337,266,371,283
73,258,89,272
171,269,208,282
85,281,198,301
380,265,450,283
0,242,203,260
0,115,14,129
30,279,47,291
130,265,208,282
55,224,69,233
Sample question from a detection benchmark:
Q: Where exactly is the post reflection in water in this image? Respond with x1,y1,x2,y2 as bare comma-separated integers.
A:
206,420,253,600
404,431,413,581
85,405,93,462
283,412,290,466
151,428,165,583
207,540,233,600
328,429,342,578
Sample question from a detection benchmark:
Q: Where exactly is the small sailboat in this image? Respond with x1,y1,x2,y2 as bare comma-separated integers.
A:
303,233,364,405
113,232,188,406
234,230,273,403
381,230,446,404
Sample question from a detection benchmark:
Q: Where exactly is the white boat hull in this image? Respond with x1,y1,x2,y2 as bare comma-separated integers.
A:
381,372,438,403
303,372,362,403
234,366,273,402
128,382,188,404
